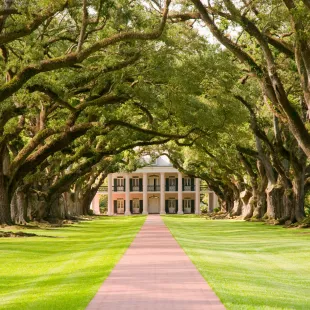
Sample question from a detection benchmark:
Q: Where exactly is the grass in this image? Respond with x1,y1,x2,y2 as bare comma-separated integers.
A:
0,216,145,310
162,215,310,310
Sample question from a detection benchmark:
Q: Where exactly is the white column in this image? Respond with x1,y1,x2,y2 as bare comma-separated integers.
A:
142,173,148,214
108,174,113,215
92,193,100,215
160,172,166,214
125,173,131,215
177,172,183,214
195,178,200,215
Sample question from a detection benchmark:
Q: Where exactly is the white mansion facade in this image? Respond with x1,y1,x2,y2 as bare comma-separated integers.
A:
91,156,218,215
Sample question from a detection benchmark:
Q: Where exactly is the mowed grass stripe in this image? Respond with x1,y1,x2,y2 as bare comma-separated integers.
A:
162,215,310,310
0,216,145,310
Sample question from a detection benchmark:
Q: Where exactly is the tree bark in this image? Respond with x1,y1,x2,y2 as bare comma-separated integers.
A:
0,145,11,224
252,161,268,218
11,186,28,224
291,154,307,222
240,190,254,219
264,183,285,221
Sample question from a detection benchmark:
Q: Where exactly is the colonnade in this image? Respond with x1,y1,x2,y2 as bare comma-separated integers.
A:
106,172,201,215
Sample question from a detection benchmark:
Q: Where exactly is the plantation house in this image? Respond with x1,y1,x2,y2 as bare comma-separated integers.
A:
91,156,218,215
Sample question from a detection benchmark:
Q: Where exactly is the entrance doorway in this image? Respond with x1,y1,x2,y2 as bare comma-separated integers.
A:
148,196,159,214
117,199,124,214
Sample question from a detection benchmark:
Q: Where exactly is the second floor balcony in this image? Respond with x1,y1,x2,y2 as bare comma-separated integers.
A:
97,177,206,193
99,184,204,192
147,185,161,192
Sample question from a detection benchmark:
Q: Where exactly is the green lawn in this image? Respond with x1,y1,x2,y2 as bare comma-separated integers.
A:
163,216,310,310
0,216,145,310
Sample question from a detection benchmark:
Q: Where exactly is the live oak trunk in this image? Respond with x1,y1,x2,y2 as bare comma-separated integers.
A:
46,195,68,221
264,183,287,221
231,198,242,216
291,155,306,222
240,190,254,220
253,191,267,219
230,183,243,216
0,145,11,224
252,161,268,219
11,186,28,224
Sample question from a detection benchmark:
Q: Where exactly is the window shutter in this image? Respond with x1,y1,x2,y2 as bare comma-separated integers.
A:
114,200,117,213
114,178,117,192
176,179,178,191
191,200,195,213
124,179,126,191
182,199,185,211
176,199,178,213
130,200,133,213
165,200,168,213
139,200,143,213
139,178,143,191
182,178,184,191
191,178,195,191
130,179,133,191
165,178,169,191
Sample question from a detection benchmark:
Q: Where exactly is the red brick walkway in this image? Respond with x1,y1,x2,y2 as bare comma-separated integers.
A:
86,215,225,310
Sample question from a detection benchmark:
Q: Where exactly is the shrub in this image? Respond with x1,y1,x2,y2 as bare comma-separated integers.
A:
200,205,209,214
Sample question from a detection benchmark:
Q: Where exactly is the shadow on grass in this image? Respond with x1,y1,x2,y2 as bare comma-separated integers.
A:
0,216,146,310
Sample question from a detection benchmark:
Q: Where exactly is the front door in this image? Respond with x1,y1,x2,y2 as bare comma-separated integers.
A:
117,199,124,214
148,197,159,214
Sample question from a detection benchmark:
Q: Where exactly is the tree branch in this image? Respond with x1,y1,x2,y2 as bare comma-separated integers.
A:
0,0,171,103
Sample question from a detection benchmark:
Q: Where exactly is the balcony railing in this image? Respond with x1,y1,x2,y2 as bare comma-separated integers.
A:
104,184,204,192
147,185,160,191
183,185,195,191
113,186,125,192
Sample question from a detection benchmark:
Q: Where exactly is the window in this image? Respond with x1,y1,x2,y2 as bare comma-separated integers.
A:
184,199,192,214
132,177,139,191
184,199,191,209
117,199,124,209
132,177,139,187
117,177,124,187
168,199,176,208
184,177,191,191
133,199,140,209
184,177,191,186
116,177,125,191
169,177,176,186
169,177,176,191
